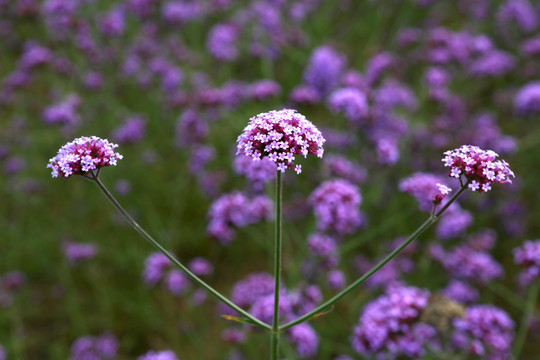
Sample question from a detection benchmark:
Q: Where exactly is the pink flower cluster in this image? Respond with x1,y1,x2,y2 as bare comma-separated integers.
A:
236,109,325,174
47,136,123,178
442,145,514,193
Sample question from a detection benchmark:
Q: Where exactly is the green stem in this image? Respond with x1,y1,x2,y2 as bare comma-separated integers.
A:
91,173,272,331
513,282,540,358
280,184,468,331
271,171,283,360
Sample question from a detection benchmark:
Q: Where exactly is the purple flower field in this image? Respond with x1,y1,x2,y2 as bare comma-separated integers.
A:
1,0,540,359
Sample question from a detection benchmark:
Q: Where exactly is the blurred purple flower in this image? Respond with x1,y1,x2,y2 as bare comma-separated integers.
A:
69,333,118,360
286,323,319,358
443,280,479,304
207,23,239,61
138,350,179,360
452,305,514,360
303,46,346,98
207,192,273,245
42,94,81,126
430,244,503,284
327,87,369,124
515,82,540,115
112,116,146,144
497,0,539,33
351,285,435,359
513,240,540,286
309,179,363,236
63,241,97,265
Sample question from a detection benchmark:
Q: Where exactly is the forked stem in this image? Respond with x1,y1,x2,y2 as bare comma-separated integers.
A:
90,172,272,331
280,184,468,331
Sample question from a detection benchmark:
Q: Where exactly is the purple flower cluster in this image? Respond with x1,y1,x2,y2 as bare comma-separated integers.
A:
309,179,363,236
443,280,479,304
513,240,540,286
351,285,435,359
514,82,540,115
111,116,146,144
138,350,178,360
236,109,325,174
47,136,123,178
69,333,118,360
452,305,514,360
307,233,338,268
303,46,346,98
42,94,80,126
143,253,212,298
207,192,273,245
226,272,320,358
322,155,367,184
399,172,452,212
207,23,239,61
430,244,503,284
327,87,369,124
233,155,276,188
62,241,97,265
443,145,515,193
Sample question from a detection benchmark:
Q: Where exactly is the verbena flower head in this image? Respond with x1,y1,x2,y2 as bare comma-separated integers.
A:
138,350,179,360
513,240,540,286
451,305,514,360
47,136,123,178
236,109,325,174
442,145,514,193
351,285,436,359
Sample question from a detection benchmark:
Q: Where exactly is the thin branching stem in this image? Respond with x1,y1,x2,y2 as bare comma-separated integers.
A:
91,172,272,331
280,184,468,331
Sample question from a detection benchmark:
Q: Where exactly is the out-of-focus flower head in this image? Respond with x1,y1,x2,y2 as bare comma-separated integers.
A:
63,241,97,265
303,46,346,98
207,192,273,245
351,285,436,359
138,349,179,360
112,116,146,144
451,305,514,360
69,332,118,360
309,179,363,236
47,136,123,178
327,87,369,124
442,145,514,193
236,109,325,174
513,240,540,286
515,82,540,115
430,244,503,284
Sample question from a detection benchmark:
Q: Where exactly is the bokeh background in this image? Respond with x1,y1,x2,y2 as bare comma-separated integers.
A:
1,0,540,359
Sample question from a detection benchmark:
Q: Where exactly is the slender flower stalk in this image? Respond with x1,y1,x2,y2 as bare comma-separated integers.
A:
90,172,272,331
271,171,283,360
280,184,468,331
513,281,540,358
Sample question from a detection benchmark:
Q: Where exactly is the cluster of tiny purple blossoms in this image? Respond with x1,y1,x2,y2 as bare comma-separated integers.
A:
69,332,118,360
207,192,273,245
143,252,212,299
513,239,540,286
222,272,320,358
236,109,325,174
443,145,514,192
47,136,123,178
352,284,515,360
309,179,363,236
